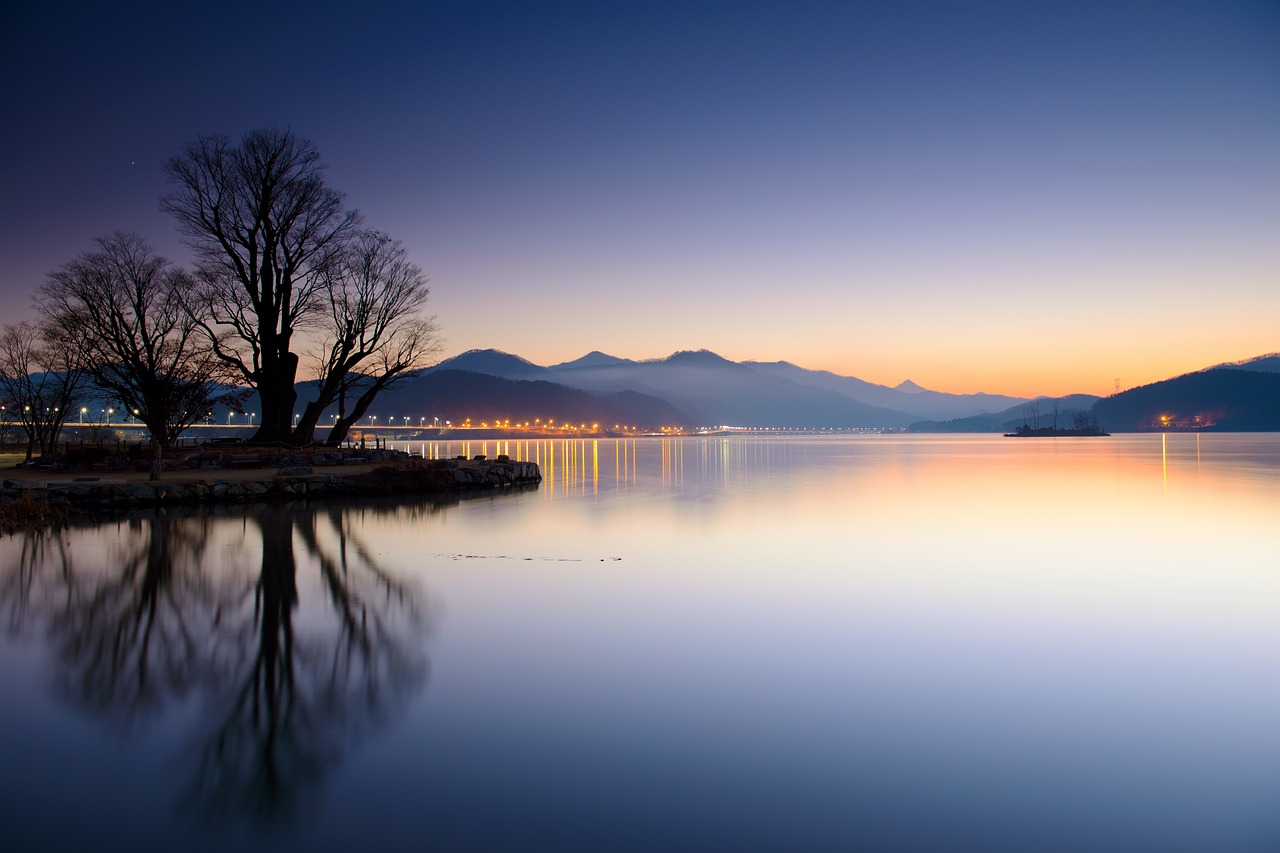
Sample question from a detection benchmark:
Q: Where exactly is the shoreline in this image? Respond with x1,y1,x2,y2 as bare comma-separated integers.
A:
1,451,542,524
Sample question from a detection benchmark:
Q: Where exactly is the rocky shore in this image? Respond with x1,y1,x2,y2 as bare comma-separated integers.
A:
1,450,542,514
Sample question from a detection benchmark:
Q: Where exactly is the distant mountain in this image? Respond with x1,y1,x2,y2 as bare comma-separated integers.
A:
423,348,1109,428
658,349,739,368
433,349,548,379
745,360,1032,420
548,351,637,371
347,370,692,428
907,394,1101,433
906,415,1004,433
1092,368,1280,431
541,350,915,428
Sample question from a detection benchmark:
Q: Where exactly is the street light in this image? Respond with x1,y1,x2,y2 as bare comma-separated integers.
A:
248,413,255,426
80,407,87,424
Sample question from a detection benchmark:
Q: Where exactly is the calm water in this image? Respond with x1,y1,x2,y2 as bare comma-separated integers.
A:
3,434,1279,851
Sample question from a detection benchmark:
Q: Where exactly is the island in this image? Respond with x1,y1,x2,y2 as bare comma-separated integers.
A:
1003,424,1109,437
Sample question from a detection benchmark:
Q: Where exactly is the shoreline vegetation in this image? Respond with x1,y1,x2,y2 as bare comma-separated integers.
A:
1002,425,1111,437
0,447,542,532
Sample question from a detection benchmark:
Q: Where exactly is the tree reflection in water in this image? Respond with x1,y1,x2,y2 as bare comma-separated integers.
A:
1,499,434,832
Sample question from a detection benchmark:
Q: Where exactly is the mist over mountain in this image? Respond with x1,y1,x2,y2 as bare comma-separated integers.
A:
745,360,1032,420
515,349,917,428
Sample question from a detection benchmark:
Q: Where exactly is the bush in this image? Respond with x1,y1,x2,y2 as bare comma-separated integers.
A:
0,491,72,532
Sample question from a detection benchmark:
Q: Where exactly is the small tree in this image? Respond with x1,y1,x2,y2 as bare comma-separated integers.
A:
293,231,441,445
324,317,442,446
0,322,85,462
38,232,241,480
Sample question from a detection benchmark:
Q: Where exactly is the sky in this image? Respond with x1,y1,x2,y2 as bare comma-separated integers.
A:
1,0,1277,397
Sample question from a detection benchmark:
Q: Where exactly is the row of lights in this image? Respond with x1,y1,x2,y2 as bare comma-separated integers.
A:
3,407,677,435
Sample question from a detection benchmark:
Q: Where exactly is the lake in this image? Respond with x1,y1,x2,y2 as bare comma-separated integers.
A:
2,433,1279,851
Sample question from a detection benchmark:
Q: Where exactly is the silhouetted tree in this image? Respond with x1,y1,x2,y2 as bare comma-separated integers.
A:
38,232,242,479
294,230,441,445
162,128,361,444
0,321,86,461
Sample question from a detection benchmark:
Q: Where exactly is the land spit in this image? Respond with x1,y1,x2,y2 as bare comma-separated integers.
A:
1,449,542,514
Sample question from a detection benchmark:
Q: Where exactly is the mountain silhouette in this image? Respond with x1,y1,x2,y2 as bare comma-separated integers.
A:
61,346,1280,433
1093,368,1280,431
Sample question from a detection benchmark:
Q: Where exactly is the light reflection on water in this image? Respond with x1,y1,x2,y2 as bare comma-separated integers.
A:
2,434,1279,851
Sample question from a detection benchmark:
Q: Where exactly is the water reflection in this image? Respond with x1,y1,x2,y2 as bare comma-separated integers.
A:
1,500,434,832
2,436,1278,849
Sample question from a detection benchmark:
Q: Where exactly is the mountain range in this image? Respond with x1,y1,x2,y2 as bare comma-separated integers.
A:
384,348,1277,432
60,348,1280,433
409,348,1045,429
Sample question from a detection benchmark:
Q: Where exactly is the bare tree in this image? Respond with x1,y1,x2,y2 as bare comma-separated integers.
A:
327,319,441,446
162,128,360,444
38,232,242,480
294,231,442,445
0,321,86,461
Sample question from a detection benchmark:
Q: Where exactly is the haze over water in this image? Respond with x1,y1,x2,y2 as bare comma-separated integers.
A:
2,433,1279,850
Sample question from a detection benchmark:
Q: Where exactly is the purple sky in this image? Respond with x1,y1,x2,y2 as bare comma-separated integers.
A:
2,0,1277,395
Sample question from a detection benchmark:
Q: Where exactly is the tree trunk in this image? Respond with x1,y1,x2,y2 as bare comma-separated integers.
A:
252,354,301,444
323,382,385,447
149,440,164,481
292,399,326,447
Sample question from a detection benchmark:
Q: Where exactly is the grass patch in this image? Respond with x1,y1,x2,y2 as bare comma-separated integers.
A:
0,490,72,533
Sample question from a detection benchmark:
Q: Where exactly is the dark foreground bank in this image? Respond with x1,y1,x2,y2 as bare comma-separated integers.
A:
2,451,541,518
